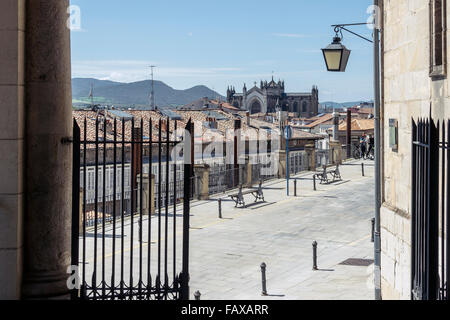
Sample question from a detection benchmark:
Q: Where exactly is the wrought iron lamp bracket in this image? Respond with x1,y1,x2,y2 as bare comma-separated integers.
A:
331,23,374,43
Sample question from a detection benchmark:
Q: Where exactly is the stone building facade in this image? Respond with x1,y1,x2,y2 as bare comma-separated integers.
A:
381,0,449,299
226,78,319,117
0,0,73,299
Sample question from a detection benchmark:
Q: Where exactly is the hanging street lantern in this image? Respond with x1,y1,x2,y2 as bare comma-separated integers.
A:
322,34,351,72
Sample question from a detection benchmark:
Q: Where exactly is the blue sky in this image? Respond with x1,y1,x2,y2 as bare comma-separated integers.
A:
70,0,375,102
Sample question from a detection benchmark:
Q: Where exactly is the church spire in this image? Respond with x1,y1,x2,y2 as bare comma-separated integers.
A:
275,98,281,112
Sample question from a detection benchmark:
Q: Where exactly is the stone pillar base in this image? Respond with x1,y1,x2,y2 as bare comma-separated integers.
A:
137,174,155,215
329,140,343,165
22,271,71,300
194,164,210,200
245,160,253,188
304,144,316,171
277,150,287,178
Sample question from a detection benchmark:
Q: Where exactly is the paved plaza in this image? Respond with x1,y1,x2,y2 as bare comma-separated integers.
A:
188,160,375,300
81,159,375,300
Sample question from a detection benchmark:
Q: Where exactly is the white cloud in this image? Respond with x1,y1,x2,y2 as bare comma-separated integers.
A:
71,60,244,83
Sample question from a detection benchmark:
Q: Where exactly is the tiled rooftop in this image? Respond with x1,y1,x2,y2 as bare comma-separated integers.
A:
73,108,323,147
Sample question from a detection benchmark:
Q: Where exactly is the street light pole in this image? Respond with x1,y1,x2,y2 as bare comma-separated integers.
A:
321,0,382,300
284,125,292,196
373,0,382,301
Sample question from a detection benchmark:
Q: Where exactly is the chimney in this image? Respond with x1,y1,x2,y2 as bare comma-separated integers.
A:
161,119,168,132
246,111,250,126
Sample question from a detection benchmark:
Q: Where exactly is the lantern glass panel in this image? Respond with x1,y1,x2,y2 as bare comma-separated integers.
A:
324,50,342,71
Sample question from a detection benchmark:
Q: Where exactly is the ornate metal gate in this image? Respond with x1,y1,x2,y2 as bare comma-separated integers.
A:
71,116,193,300
411,116,448,300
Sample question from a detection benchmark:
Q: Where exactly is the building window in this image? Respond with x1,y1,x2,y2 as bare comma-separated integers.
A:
430,0,447,79
88,170,94,191
302,101,308,113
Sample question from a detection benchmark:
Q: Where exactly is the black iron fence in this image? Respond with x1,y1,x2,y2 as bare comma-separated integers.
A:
316,149,330,167
411,116,448,300
208,165,239,195
207,156,284,196
71,117,192,300
289,151,309,175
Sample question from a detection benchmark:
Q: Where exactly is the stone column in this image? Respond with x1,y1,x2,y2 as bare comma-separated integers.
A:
329,140,343,165
137,174,149,215
304,144,316,171
0,0,26,300
245,158,253,188
136,173,155,215
332,111,339,141
277,150,287,177
22,0,73,299
193,164,210,200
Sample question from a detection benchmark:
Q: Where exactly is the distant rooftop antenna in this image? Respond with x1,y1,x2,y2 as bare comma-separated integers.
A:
89,83,94,107
149,65,156,110
89,82,98,115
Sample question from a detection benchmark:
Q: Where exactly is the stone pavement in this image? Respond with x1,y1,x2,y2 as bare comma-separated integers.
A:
80,159,375,300
188,159,375,300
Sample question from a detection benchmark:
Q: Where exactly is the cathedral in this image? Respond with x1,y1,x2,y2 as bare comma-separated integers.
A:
226,78,319,117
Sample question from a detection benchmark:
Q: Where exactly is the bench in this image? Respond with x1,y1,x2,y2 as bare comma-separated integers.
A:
229,181,265,207
314,164,342,185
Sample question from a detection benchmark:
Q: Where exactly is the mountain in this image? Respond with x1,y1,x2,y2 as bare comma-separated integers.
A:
320,101,374,110
72,78,225,108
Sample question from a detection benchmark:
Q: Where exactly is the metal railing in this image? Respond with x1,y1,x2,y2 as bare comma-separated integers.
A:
411,117,447,300
72,117,192,300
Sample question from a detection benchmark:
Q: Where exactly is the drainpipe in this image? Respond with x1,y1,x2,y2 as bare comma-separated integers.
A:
373,0,382,301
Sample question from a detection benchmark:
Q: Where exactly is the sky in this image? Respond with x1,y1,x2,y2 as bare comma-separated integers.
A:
70,0,375,102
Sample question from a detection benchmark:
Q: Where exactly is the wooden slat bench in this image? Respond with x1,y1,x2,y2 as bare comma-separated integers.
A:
314,164,342,185
229,181,265,208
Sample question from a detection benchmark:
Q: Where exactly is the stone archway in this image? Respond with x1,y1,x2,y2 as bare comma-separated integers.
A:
249,99,263,114
302,101,308,113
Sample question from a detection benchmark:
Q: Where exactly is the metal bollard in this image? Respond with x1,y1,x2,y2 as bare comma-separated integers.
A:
260,262,268,296
313,175,317,191
362,163,365,176
218,199,222,219
312,241,318,271
371,218,375,243
194,290,201,300
294,179,297,197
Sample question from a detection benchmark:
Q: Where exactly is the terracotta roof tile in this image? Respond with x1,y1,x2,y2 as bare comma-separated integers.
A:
303,114,334,128
338,119,375,131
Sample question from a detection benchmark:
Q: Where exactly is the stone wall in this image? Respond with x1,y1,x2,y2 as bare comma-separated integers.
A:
382,0,450,299
0,0,25,300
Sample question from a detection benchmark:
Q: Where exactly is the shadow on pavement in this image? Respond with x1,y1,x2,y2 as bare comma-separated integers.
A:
317,269,335,272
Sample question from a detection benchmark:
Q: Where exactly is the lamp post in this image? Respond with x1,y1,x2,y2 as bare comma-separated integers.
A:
284,125,292,196
321,1,382,301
